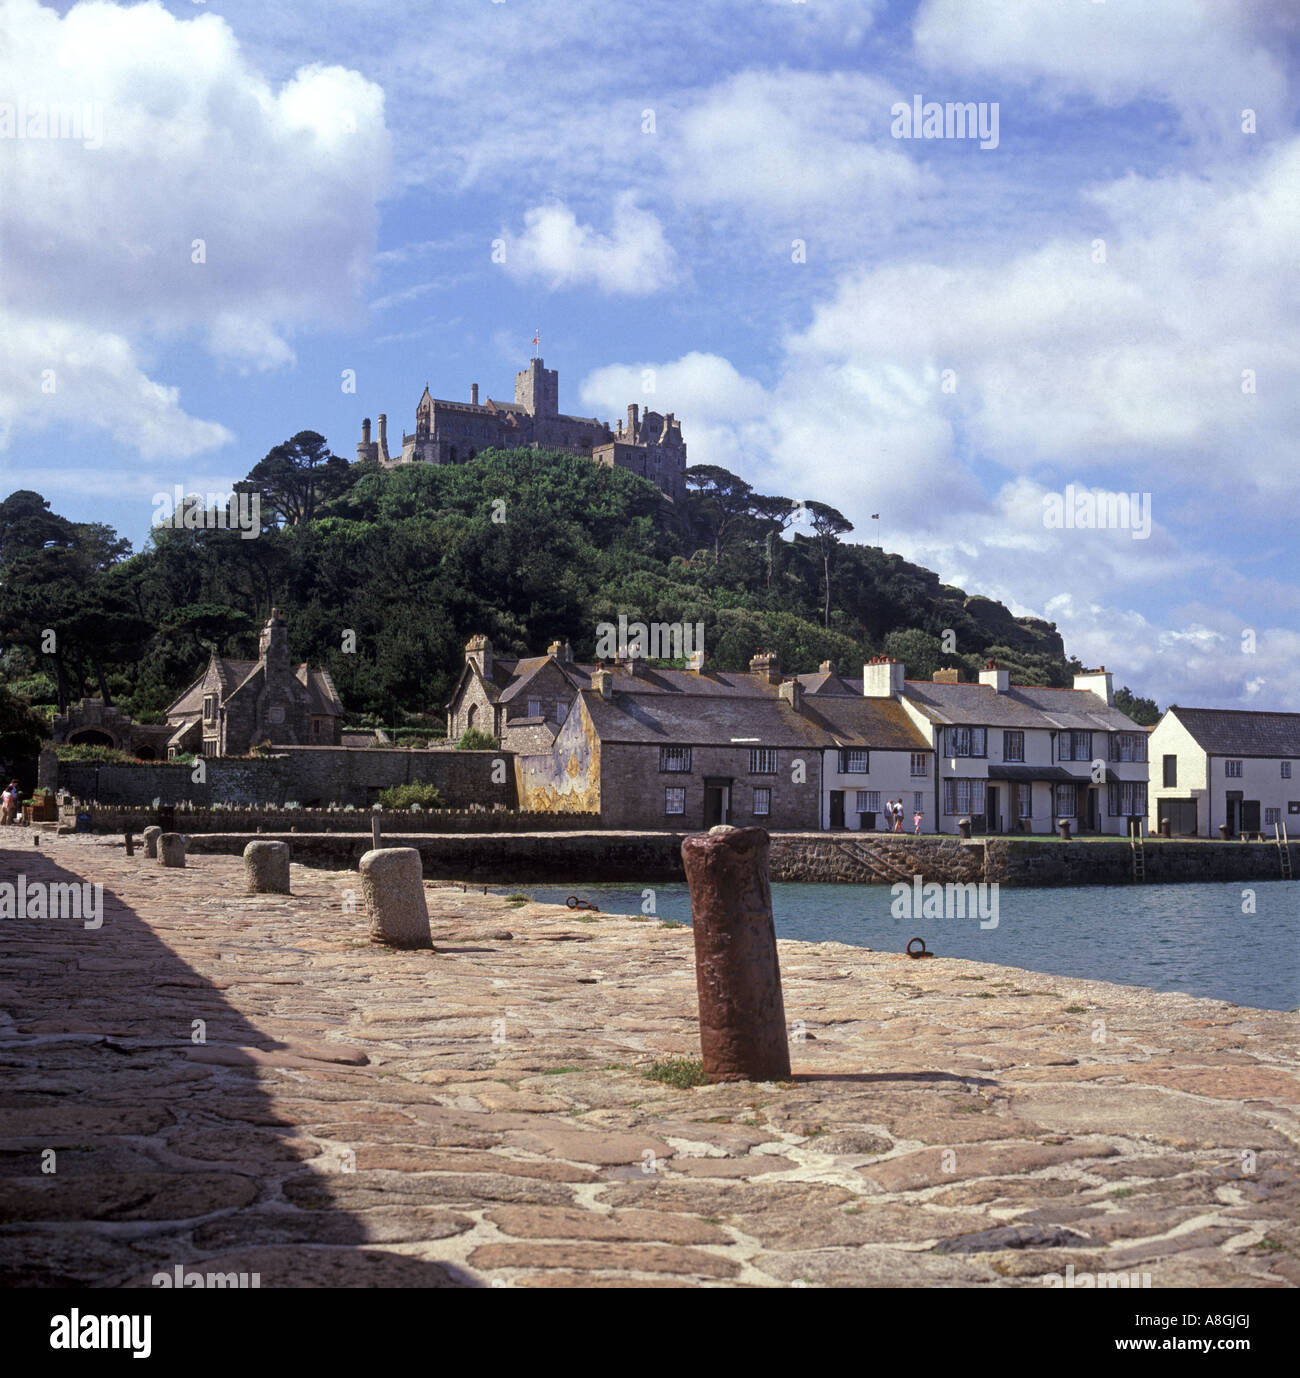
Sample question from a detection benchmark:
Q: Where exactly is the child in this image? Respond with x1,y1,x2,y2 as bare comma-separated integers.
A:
913,808,923,834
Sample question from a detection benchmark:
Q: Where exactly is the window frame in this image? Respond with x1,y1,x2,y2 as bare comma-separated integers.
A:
909,752,928,777
664,786,686,815
1225,759,1243,778
1002,730,1024,763
749,748,777,775
838,748,870,774
659,746,692,773
1163,754,1177,787
752,786,771,817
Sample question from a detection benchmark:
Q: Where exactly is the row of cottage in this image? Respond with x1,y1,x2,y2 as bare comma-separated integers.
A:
447,635,1300,838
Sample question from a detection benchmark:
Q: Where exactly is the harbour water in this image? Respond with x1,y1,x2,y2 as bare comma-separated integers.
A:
501,879,1299,1011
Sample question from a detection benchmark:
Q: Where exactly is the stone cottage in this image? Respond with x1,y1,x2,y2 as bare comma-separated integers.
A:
164,609,343,757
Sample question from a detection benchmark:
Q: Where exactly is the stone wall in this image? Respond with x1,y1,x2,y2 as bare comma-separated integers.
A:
59,747,514,810
79,804,596,836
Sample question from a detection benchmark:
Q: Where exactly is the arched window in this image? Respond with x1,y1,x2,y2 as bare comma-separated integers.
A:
467,704,477,731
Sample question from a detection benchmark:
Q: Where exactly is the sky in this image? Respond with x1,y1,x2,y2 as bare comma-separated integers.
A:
1,0,1298,710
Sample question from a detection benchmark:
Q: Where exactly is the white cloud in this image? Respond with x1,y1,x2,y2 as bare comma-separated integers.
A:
501,193,677,296
913,0,1293,136
0,0,389,456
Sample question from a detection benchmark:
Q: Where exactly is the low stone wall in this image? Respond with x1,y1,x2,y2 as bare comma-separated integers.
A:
161,829,1295,888
79,805,597,836
183,830,689,882
58,746,514,810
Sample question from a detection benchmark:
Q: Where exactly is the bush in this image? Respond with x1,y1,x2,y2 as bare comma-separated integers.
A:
455,728,497,750
375,782,446,810
54,744,146,765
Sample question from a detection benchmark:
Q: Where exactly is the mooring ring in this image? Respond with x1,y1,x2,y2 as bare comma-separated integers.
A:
906,937,931,958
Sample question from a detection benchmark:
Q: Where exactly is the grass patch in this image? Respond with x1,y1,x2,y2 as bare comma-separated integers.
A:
975,992,995,999
642,1057,708,1090
1063,1005,1088,1013
540,1066,585,1075
504,893,528,907
1108,1188,1136,1199
659,918,685,929
574,914,600,924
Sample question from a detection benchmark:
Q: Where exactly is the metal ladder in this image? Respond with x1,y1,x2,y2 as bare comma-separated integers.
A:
1276,822,1294,880
1130,820,1146,883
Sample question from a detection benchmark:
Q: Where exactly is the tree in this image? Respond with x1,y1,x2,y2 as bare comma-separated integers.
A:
684,465,754,563
750,494,798,588
802,501,853,627
238,431,352,528
1115,685,1160,726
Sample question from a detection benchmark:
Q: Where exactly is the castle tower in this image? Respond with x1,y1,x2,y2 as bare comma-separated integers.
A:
514,358,559,417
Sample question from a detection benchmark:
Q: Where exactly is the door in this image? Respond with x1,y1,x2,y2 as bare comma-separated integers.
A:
1225,791,1242,836
703,780,731,829
1086,788,1099,832
1158,798,1197,836
829,791,845,829
1242,800,1261,835
985,787,1000,834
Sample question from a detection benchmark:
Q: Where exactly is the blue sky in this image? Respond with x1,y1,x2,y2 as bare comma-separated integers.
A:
2,0,1298,708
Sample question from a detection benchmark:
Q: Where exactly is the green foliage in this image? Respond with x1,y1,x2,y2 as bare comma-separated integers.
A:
375,781,446,809
642,1057,707,1089
1114,685,1161,726
455,728,498,750
54,744,148,765
0,441,1102,739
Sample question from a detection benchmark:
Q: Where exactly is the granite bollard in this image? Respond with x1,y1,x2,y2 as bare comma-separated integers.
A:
681,825,790,1083
142,826,163,859
359,847,431,949
244,840,291,894
158,833,186,868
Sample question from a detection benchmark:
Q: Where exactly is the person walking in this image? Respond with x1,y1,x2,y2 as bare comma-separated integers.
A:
892,798,904,833
1,780,20,825
913,807,923,835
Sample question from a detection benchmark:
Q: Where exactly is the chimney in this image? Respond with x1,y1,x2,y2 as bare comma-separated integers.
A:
465,633,492,679
377,413,389,461
592,668,613,701
863,656,904,697
779,678,804,713
627,403,639,436
361,417,371,445
819,660,836,675
471,383,479,406
979,660,1010,694
561,639,573,663
1073,665,1114,705
749,650,781,685
547,640,562,658
932,667,960,684
687,648,704,673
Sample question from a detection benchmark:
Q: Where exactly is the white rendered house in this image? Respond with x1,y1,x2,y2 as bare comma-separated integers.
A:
1147,706,1300,837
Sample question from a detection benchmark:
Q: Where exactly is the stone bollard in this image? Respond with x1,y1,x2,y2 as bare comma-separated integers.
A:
244,840,291,894
1057,818,1072,841
124,830,135,857
1159,818,1171,839
681,825,791,1084
158,832,186,868
142,826,163,859
359,847,431,949
957,817,972,840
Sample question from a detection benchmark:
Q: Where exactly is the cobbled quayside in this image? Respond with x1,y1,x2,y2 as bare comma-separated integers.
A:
1,835,1296,1288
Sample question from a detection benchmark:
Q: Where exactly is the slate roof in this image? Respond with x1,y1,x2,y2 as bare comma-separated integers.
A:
580,690,829,749
901,681,1141,732
1169,707,1300,758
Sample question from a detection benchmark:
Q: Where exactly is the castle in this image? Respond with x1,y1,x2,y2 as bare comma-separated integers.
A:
356,357,687,501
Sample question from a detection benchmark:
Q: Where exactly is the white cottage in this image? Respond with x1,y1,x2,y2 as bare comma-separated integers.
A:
1147,706,1300,837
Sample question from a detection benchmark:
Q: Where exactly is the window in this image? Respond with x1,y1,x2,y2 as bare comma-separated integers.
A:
944,726,987,758
527,698,543,719
1054,783,1077,817
749,748,777,774
856,790,880,813
1163,754,1177,787
943,778,987,815
556,701,568,725
1003,731,1024,762
1264,807,1281,826
1058,730,1092,762
1108,781,1147,816
203,694,216,723
913,792,925,814
203,738,218,758
1225,759,1243,778
664,787,686,815
838,749,869,773
1014,783,1033,818
1282,761,1292,779
752,787,771,817
1110,732,1147,763
910,752,928,777
660,746,692,772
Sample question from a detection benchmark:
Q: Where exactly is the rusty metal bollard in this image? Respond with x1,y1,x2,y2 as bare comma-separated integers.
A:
681,825,791,1083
